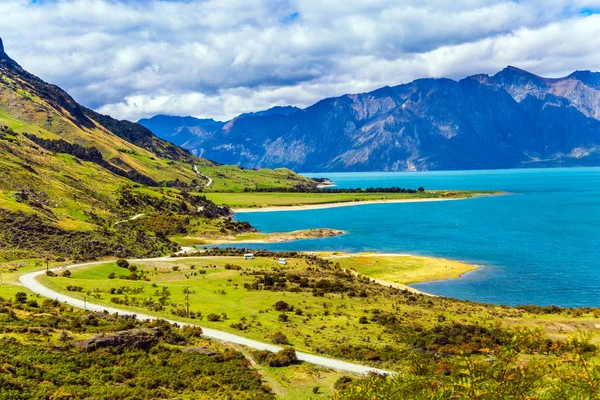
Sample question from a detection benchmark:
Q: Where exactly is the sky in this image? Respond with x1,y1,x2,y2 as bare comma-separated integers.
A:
1,0,600,122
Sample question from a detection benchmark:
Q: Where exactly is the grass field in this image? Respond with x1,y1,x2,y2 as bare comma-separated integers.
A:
203,190,491,209
34,254,600,370
196,165,317,192
323,253,479,284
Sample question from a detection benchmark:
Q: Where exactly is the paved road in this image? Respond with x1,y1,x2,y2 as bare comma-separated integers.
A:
20,257,394,375
114,213,145,226
193,164,213,187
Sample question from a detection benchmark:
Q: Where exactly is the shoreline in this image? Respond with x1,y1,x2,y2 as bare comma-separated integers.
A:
319,252,482,297
233,196,468,213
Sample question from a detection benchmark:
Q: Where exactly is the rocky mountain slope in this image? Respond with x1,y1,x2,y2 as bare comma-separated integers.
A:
141,67,600,171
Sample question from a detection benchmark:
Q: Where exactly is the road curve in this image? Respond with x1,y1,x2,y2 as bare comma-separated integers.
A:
114,213,145,226
20,257,394,375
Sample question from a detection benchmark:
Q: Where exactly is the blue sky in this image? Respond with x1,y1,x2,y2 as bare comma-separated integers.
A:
1,0,600,121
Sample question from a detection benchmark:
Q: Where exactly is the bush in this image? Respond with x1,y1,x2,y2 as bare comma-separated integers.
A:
108,272,116,279
116,259,129,268
15,292,27,304
359,316,369,324
274,300,290,311
269,347,297,367
271,331,289,345
334,376,354,390
278,313,289,322
61,269,72,277
207,313,221,322
27,299,39,308
225,264,242,270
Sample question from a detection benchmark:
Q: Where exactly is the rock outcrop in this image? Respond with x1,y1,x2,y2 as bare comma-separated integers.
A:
74,328,162,351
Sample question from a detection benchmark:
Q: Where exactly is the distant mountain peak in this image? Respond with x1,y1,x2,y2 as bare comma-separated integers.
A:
0,37,4,53
238,105,301,119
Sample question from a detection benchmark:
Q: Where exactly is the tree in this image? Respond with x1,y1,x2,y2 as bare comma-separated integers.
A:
15,292,27,304
418,187,425,192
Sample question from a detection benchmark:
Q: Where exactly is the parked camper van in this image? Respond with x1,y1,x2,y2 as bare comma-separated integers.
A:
278,258,288,265
244,253,255,260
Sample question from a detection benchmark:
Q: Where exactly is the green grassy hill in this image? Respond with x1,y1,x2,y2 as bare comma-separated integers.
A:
0,42,316,261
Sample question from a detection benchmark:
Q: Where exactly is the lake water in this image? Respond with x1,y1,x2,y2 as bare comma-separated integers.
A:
231,168,600,307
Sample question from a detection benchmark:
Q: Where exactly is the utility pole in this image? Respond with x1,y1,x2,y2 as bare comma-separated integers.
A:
83,296,87,311
184,287,190,318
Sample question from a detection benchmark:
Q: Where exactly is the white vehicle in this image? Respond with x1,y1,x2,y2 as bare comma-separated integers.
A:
278,258,288,265
244,253,255,260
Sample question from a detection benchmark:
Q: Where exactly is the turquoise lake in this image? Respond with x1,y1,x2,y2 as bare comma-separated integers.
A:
231,168,600,307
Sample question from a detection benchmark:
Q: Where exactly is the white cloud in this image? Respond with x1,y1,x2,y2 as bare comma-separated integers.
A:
0,0,599,121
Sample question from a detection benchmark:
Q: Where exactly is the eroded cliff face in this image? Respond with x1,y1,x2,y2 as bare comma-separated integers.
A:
141,67,600,172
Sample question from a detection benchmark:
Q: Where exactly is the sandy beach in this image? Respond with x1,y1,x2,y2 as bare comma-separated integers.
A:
233,196,466,213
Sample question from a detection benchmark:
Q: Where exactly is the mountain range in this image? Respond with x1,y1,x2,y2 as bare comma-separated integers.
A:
139,67,600,172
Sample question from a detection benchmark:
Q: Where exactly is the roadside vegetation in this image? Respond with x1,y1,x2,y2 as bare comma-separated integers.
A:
0,296,274,399
32,250,600,398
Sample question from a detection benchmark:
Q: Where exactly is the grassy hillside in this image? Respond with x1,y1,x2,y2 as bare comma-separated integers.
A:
0,46,321,261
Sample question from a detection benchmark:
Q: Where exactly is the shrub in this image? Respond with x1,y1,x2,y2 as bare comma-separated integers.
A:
15,292,27,304
61,269,72,278
274,300,290,312
278,313,289,322
128,265,138,272
108,272,116,279
359,316,369,324
207,313,221,322
225,264,242,270
27,299,39,308
334,376,354,390
271,331,289,345
172,266,180,272
116,259,129,268
45,270,56,277
269,347,297,367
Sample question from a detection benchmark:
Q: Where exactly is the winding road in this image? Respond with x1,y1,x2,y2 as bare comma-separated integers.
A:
193,164,213,187
20,257,394,375
114,213,145,225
